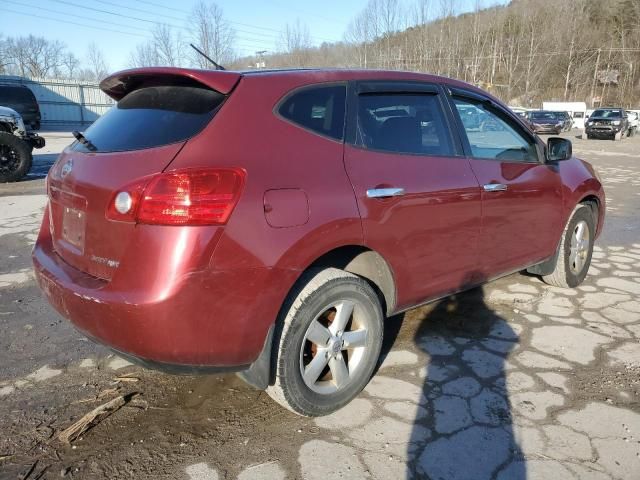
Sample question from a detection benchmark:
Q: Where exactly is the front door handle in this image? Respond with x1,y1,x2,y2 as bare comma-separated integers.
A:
366,188,406,199
483,183,508,192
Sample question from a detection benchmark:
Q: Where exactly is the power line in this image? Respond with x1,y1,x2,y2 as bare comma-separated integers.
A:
96,0,284,34
8,1,147,34
3,3,272,53
41,0,277,47
85,0,337,44
2,7,148,38
14,0,277,49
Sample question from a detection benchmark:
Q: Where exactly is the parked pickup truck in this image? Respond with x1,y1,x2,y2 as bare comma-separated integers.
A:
584,108,630,141
0,106,45,182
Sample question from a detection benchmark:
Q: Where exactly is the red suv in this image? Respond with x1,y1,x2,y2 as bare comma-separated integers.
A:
33,68,605,416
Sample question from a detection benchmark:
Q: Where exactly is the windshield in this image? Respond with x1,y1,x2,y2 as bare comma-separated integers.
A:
529,111,559,121
72,85,225,153
591,109,622,118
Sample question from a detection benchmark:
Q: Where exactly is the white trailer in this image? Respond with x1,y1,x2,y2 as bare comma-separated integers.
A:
542,102,588,129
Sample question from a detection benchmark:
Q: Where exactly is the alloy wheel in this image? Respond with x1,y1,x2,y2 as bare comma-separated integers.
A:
569,220,590,274
299,299,369,395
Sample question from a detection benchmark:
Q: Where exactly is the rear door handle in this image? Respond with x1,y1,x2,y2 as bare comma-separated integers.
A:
483,183,508,192
366,188,405,199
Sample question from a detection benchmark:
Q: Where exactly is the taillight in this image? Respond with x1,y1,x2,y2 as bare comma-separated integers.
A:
106,168,245,226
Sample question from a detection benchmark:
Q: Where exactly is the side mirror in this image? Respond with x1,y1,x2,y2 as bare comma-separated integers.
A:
547,137,572,162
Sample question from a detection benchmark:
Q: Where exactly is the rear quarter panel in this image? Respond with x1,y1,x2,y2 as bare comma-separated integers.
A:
167,73,364,354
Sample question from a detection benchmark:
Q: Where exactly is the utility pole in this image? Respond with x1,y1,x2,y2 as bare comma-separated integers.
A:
255,50,267,69
589,48,601,108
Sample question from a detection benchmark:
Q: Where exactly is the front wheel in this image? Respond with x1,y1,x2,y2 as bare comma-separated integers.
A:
0,132,32,182
542,204,595,288
266,268,383,416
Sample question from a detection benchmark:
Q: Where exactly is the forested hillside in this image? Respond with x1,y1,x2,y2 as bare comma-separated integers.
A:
233,0,640,107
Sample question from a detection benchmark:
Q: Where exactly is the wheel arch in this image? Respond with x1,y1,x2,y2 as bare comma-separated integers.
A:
304,245,397,316
579,194,600,230
238,245,398,391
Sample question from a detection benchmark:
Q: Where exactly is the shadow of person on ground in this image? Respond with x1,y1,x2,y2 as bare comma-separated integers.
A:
407,280,526,479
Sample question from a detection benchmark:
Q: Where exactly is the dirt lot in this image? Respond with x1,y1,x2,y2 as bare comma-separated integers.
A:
1,130,639,479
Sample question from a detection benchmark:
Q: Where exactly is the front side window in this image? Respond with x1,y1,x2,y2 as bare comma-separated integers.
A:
453,97,538,163
278,85,346,141
355,93,454,156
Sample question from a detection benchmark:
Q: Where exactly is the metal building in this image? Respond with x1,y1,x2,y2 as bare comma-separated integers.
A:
0,75,114,126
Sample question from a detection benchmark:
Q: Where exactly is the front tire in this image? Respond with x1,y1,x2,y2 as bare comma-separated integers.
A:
542,204,595,288
0,132,32,182
266,268,384,416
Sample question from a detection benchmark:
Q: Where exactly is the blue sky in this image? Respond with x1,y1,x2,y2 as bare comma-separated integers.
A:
1,0,506,70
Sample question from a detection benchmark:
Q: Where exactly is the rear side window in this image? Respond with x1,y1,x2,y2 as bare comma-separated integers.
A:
278,85,346,141
0,86,36,108
356,93,454,156
73,85,224,153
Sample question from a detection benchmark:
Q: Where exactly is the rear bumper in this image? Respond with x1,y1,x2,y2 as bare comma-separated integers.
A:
32,215,297,369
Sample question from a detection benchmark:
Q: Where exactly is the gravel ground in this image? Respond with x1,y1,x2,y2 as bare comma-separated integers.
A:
0,130,639,479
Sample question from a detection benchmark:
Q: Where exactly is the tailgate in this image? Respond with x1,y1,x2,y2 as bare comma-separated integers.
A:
48,144,184,280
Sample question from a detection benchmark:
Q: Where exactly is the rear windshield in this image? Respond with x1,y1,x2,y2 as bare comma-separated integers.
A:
0,86,36,106
73,85,224,153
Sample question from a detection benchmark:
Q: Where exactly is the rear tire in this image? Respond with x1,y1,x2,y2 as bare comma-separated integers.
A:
0,132,32,183
266,268,384,416
542,204,595,288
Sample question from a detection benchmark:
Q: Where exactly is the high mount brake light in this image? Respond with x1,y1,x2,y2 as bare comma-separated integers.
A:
106,168,245,226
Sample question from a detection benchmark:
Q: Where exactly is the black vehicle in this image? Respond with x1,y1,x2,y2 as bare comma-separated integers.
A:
584,108,629,141
0,106,45,182
0,84,41,130
526,111,564,134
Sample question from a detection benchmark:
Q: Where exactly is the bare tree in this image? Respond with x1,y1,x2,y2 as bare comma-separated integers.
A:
190,1,235,68
129,42,161,68
85,42,109,81
61,52,80,79
153,24,185,67
0,36,10,74
345,5,376,67
4,35,66,78
129,24,185,67
279,19,312,66
221,0,640,107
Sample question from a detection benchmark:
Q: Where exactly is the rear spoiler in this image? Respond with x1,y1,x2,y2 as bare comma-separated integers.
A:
100,67,242,101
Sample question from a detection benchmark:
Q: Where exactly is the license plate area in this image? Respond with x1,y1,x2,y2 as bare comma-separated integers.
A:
51,186,88,255
62,206,86,253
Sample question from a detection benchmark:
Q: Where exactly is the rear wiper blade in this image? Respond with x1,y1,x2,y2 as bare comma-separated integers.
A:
72,130,97,151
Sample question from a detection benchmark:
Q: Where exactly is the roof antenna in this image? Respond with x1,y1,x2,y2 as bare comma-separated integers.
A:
190,43,225,71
